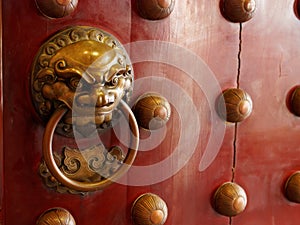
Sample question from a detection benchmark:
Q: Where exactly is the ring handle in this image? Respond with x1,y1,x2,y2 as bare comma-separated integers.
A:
42,100,139,192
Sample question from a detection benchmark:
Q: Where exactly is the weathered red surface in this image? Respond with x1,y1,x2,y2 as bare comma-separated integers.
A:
2,0,300,224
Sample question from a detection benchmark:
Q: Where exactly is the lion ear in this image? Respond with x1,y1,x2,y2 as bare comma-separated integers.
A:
42,82,74,109
36,68,56,83
34,68,56,92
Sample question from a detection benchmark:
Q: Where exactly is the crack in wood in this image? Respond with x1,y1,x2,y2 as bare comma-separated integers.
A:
232,122,238,183
236,23,242,89
231,23,243,186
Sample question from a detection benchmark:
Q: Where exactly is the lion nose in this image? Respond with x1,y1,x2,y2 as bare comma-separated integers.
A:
95,91,114,107
96,92,107,107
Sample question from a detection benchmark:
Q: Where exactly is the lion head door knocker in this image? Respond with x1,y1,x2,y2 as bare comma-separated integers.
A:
31,26,139,193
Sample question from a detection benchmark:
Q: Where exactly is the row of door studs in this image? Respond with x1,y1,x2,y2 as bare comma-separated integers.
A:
34,0,300,23
35,173,300,225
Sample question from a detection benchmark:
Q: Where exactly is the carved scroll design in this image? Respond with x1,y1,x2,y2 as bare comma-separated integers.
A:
39,144,124,194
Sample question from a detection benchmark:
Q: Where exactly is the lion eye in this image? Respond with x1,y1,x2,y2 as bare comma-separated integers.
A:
107,74,120,87
111,76,119,85
69,77,83,90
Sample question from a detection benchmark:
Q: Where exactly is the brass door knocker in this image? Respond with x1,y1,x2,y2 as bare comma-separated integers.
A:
31,26,139,193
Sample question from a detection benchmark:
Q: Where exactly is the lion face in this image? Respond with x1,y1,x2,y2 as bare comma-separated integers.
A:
36,40,133,127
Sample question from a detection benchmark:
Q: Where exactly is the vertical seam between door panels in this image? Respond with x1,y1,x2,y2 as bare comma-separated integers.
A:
236,22,242,89
230,22,243,225
231,123,238,182
231,22,243,184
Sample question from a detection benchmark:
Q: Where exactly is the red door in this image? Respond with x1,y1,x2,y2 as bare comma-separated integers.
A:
2,0,300,225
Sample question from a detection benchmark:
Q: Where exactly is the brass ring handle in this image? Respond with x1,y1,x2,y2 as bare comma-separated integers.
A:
42,100,139,192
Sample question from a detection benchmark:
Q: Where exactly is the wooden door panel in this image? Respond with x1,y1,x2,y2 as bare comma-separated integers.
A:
2,1,132,225
235,1,300,224
128,1,237,224
2,0,300,224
